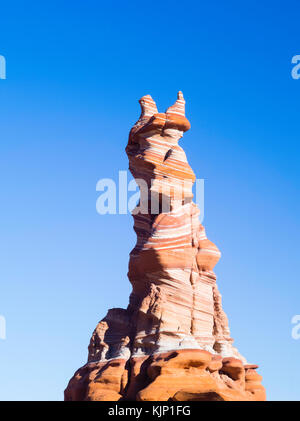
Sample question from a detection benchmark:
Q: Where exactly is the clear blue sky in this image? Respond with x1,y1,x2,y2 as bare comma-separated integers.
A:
0,0,299,401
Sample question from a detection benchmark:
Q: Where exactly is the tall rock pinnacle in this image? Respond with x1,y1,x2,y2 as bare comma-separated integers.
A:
65,93,266,401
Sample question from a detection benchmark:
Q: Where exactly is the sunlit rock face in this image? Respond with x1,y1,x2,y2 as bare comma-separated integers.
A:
64,93,265,401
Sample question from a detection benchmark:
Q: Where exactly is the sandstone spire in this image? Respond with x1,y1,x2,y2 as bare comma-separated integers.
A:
166,90,186,116
65,93,266,401
139,94,158,119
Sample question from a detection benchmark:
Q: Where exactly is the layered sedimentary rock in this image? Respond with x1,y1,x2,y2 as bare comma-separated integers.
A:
65,92,265,401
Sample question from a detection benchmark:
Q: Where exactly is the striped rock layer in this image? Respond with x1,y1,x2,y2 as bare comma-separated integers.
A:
65,93,265,401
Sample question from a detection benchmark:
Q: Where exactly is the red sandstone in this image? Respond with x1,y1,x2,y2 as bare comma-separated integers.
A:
65,93,265,401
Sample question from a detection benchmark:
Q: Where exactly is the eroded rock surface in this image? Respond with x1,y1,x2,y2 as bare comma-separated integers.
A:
65,93,265,401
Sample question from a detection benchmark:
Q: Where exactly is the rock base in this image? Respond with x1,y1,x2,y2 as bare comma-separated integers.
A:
64,349,266,401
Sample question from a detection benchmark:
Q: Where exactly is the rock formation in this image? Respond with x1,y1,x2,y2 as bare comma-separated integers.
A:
65,92,266,401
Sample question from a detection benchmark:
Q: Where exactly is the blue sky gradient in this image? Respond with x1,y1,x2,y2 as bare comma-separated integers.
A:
0,0,299,400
